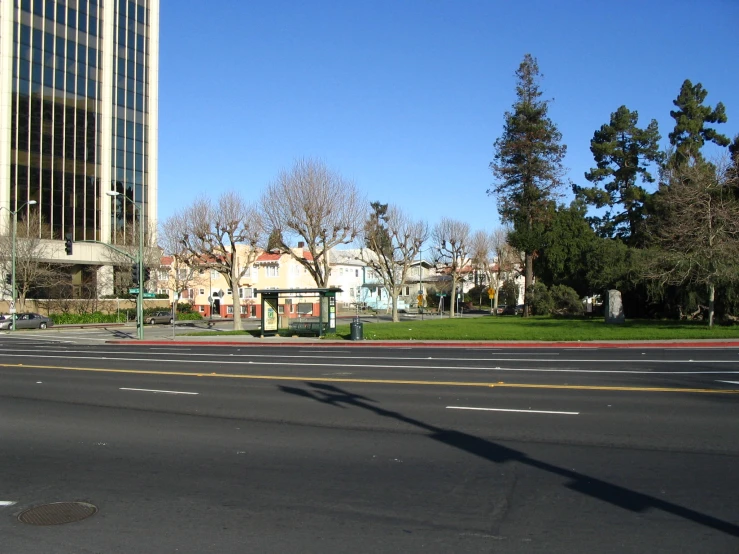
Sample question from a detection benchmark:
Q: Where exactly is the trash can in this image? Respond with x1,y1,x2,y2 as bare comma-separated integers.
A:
350,319,364,340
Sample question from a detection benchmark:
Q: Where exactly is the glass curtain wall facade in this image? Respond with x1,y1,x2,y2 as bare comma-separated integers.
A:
0,0,158,262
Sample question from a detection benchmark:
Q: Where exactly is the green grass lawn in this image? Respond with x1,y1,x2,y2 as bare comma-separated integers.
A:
331,315,739,341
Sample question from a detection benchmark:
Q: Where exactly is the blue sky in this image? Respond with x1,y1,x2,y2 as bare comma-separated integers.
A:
158,0,739,235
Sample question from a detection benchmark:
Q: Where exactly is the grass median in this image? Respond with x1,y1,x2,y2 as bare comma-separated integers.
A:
332,315,739,341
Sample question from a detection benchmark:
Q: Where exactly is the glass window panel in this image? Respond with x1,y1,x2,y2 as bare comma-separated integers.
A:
20,24,32,45
89,18,97,36
56,4,65,24
33,0,43,15
68,9,77,29
79,14,87,32
32,28,43,47
32,63,42,83
19,78,31,96
45,0,54,21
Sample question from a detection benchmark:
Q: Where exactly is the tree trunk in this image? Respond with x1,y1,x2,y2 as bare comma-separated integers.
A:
231,261,243,332
708,283,715,328
523,251,533,317
449,277,457,317
391,289,399,323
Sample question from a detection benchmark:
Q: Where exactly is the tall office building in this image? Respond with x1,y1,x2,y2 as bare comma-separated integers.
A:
0,0,158,295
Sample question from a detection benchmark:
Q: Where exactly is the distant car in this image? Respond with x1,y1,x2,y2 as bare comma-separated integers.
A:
0,312,54,330
146,311,173,325
495,305,506,315
501,304,524,315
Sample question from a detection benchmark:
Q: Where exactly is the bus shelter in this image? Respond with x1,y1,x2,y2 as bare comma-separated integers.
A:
255,288,342,337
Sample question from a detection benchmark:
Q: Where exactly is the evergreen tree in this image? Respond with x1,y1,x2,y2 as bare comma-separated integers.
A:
668,80,730,167
575,105,663,244
488,54,567,316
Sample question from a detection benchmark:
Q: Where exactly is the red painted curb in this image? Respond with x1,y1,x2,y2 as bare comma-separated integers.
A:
105,340,739,348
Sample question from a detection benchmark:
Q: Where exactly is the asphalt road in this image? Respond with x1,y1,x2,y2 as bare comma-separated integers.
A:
1,336,738,553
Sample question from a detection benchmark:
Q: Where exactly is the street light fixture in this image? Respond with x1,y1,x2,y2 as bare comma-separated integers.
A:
1,200,37,331
107,190,144,340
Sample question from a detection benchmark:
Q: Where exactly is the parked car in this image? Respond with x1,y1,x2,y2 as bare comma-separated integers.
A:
146,311,174,325
0,312,54,330
501,304,524,315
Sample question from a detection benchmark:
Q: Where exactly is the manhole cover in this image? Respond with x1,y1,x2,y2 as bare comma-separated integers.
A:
18,502,97,525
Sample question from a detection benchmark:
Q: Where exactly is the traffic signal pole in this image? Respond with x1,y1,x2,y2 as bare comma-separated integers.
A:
137,199,144,340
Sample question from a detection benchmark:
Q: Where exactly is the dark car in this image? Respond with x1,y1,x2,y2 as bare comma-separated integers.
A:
501,304,524,315
0,312,54,330
146,311,174,325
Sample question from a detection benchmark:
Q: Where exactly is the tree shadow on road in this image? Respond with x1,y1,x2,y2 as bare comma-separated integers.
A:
279,382,739,538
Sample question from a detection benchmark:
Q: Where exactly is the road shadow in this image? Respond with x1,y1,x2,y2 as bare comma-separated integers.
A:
278,382,739,538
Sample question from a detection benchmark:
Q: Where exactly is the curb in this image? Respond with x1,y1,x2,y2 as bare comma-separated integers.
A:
104,339,739,349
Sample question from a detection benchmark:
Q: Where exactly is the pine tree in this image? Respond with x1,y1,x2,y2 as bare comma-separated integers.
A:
488,54,567,316
575,105,663,244
668,80,729,166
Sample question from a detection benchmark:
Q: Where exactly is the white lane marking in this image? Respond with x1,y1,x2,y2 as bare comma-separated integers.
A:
2,348,739,366
299,350,351,353
447,406,579,415
149,348,191,351
120,388,198,395
1,353,738,375
0,501,17,507
717,380,739,385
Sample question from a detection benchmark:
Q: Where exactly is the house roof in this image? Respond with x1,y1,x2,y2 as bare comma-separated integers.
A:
255,252,281,263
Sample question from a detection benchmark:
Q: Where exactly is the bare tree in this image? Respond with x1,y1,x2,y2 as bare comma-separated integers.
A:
176,191,265,331
101,224,160,296
358,202,428,322
470,229,509,312
0,210,63,311
431,218,472,317
261,158,366,287
159,215,209,315
644,155,739,326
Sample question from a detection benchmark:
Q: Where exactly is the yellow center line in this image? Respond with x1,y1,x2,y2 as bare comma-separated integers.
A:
2,362,739,394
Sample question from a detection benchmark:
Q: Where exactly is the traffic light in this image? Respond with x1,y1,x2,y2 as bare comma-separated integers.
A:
144,267,151,283
64,234,73,255
131,263,140,285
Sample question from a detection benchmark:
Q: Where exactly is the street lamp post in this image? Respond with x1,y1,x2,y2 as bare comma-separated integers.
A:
107,190,144,340
1,200,37,331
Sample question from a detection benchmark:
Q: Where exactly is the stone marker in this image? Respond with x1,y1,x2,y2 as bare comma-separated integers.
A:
605,289,625,324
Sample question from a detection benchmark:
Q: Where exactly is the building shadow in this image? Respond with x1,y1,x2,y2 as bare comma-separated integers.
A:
278,382,739,538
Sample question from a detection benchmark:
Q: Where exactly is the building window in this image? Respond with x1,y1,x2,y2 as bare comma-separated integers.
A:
199,288,205,295
227,306,233,314
355,269,359,277
178,269,187,279
227,289,232,296
266,266,279,278
199,305,205,313
211,270,218,280
158,270,168,280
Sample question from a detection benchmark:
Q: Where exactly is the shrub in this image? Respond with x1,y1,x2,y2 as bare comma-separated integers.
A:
551,284,584,316
527,282,554,315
